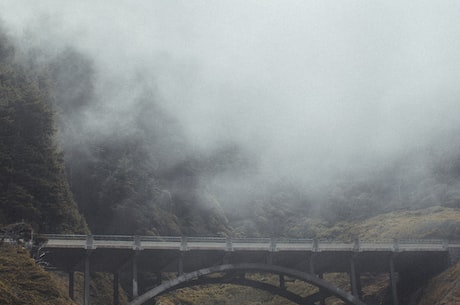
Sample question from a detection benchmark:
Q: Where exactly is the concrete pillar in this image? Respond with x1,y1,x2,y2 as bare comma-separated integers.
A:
279,274,286,290
113,272,119,305
267,252,273,265
132,252,139,298
84,251,91,305
389,255,399,305
223,252,231,264
178,252,184,276
317,272,326,305
309,253,316,275
68,271,74,300
155,272,162,286
349,256,361,297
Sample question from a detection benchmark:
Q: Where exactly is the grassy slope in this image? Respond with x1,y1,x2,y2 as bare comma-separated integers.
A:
0,244,76,305
321,206,460,240
417,262,460,305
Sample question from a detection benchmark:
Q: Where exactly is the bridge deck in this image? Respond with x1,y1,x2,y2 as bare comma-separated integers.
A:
43,235,459,251
38,235,459,275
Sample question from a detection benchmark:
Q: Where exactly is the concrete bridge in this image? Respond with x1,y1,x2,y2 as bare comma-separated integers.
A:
38,235,460,305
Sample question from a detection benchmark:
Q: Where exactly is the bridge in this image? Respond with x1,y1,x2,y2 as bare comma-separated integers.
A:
37,235,460,305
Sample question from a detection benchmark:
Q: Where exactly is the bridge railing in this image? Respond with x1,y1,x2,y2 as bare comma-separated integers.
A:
359,239,394,251
316,240,355,251
275,239,314,251
41,234,456,252
44,234,87,240
43,234,88,248
397,239,447,251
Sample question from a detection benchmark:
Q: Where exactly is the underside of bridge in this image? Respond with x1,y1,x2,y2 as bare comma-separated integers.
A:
129,263,367,305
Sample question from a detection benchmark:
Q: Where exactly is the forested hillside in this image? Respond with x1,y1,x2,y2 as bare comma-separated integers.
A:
0,28,87,233
2,17,460,238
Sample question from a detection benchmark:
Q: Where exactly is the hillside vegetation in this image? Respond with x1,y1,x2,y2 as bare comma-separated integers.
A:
417,262,460,305
0,244,75,305
0,28,87,234
320,206,460,240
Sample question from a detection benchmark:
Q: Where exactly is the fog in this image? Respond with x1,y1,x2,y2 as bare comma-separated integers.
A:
2,1,460,213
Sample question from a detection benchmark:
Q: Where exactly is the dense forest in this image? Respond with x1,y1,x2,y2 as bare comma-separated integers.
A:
0,29,86,233
1,21,460,237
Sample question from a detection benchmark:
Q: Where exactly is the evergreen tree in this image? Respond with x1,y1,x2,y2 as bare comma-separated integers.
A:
0,28,87,233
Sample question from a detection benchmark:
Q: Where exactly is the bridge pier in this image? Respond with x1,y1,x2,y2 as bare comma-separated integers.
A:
308,253,316,275
279,274,285,290
84,251,91,305
267,252,274,265
132,251,139,299
389,254,399,305
178,252,184,275
68,270,74,300
113,272,120,305
349,255,362,298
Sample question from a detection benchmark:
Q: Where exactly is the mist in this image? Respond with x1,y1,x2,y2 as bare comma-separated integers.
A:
2,1,460,224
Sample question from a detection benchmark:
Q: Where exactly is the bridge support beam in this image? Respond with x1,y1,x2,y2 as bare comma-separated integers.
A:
178,252,184,275
389,254,399,305
349,256,362,298
132,251,139,299
68,271,74,300
267,252,273,265
308,253,316,275
113,272,119,305
84,251,91,305
279,274,285,290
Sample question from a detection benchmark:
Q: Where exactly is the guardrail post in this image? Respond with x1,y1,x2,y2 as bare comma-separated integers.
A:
86,235,94,250
270,237,277,252
393,239,399,252
226,237,233,252
353,238,360,252
313,238,319,252
180,236,188,251
134,235,141,250
443,239,448,250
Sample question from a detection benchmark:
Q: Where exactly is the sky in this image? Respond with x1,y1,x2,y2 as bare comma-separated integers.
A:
2,0,460,189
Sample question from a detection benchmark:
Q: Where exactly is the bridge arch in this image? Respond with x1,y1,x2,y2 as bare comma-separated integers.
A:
129,263,367,305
